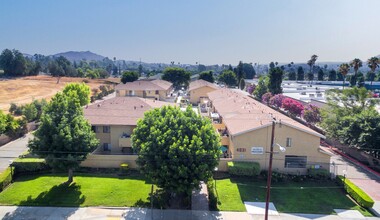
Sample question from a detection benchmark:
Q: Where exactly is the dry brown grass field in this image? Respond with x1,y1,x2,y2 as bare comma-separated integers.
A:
0,75,120,113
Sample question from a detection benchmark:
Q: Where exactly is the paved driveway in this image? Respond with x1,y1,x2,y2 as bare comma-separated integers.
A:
0,133,32,174
331,153,380,199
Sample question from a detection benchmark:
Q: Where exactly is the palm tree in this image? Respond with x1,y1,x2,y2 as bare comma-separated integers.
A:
367,57,379,88
339,63,350,89
349,58,362,87
307,55,318,83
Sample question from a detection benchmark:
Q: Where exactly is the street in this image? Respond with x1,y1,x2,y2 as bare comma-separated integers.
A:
0,133,32,174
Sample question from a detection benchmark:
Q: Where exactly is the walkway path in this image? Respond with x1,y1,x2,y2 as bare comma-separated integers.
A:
192,181,209,211
0,206,379,220
0,133,32,174
326,144,380,216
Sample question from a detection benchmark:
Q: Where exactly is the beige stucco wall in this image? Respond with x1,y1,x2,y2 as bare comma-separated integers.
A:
81,154,138,168
116,89,171,100
190,86,218,104
229,124,330,174
94,125,135,154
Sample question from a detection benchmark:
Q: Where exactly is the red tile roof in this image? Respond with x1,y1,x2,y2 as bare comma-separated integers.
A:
115,79,172,91
84,97,175,126
188,79,219,91
207,89,325,138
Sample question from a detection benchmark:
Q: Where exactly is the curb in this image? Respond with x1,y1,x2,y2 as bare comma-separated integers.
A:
321,141,380,178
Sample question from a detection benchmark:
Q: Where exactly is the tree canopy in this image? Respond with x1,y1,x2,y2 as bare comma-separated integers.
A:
132,106,220,197
198,71,214,83
218,70,237,87
121,71,139,84
28,86,99,183
242,63,256,79
297,66,304,81
253,76,268,101
321,87,380,159
162,67,190,88
62,83,91,106
267,67,284,95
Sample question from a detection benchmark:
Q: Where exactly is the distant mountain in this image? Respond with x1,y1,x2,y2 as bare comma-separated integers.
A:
22,53,33,58
52,51,105,62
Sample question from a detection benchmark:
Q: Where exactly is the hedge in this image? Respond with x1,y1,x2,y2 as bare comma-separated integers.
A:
12,158,50,174
0,167,14,192
337,175,374,208
206,178,218,211
227,161,260,176
308,168,330,180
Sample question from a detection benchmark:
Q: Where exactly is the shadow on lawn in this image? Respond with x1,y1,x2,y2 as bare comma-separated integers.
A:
2,182,83,220
20,182,85,206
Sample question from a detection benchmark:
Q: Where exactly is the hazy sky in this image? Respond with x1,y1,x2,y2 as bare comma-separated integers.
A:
0,0,379,65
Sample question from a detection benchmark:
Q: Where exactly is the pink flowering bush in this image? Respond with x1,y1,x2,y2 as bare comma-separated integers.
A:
302,104,321,124
247,84,256,94
269,94,285,108
282,98,304,117
261,92,273,104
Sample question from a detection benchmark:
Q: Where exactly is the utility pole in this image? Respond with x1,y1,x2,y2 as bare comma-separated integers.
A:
265,120,276,220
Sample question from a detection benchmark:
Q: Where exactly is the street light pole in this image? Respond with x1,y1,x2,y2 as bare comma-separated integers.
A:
265,120,276,220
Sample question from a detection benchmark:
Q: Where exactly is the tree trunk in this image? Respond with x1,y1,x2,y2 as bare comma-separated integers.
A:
56,76,61,84
343,78,345,90
68,168,73,183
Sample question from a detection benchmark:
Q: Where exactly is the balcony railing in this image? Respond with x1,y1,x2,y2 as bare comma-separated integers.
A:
119,137,132,148
221,135,229,146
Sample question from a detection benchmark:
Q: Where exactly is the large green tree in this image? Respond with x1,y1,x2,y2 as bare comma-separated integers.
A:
253,76,268,100
234,61,245,85
297,66,304,81
307,54,318,81
132,106,220,200
349,58,362,87
317,69,324,81
0,110,7,135
267,67,284,95
198,71,214,83
28,89,99,183
367,57,379,88
339,63,350,89
328,69,337,81
218,70,237,87
62,83,91,106
162,67,190,88
242,63,256,79
321,87,380,159
0,49,27,76
121,71,139,84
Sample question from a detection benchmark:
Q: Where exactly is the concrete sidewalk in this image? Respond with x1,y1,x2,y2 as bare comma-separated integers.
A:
0,206,379,220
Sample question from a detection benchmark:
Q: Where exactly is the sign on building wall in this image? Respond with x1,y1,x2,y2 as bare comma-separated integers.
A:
251,147,264,154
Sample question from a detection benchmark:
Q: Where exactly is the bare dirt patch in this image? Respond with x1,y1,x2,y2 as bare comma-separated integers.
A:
0,75,120,113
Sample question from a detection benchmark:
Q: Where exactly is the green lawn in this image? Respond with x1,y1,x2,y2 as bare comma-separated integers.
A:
0,173,153,207
216,177,372,216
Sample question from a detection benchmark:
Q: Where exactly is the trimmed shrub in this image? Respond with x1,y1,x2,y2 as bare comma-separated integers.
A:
207,178,218,211
120,163,129,175
227,161,260,176
12,158,50,174
308,168,330,180
336,175,374,208
0,167,14,192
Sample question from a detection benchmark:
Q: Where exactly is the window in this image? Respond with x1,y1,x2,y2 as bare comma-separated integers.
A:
103,126,110,133
155,90,159,95
103,143,111,151
91,126,98,133
285,156,307,168
286,138,292,147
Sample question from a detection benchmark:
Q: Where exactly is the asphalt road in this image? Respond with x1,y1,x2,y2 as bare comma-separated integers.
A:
0,133,32,174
